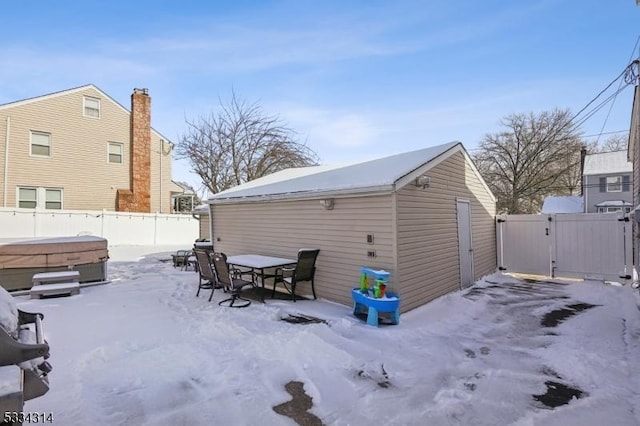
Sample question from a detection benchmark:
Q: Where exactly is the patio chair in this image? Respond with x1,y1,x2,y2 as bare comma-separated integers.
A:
172,250,190,268
211,252,254,308
182,251,197,272
193,249,217,302
272,249,320,302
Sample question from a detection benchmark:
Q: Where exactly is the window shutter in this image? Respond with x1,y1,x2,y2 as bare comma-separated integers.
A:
622,175,630,192
599,177,606,192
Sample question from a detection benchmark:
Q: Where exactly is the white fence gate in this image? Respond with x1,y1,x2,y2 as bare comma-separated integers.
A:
497,213,632,283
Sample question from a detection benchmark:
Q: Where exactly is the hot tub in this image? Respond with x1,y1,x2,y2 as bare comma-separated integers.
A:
0,236,108,291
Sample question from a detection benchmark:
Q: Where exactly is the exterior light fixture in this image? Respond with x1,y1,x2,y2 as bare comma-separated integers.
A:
320,198,334,210
414,175,430,189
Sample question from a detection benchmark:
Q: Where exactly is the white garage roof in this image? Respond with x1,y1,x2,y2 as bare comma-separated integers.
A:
208,141,469,203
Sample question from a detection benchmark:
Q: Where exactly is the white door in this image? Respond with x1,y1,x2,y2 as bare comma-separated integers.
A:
456,199,474,288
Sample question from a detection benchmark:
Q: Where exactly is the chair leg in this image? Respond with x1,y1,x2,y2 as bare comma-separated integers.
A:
311,278,317,300
208,284,215,302
218,293,251,308
291,282,296,302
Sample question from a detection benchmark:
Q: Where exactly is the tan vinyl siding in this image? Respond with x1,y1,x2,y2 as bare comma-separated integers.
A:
149,135,173,213
396,152,496,312
0,117,7,205
199,213,210,239
211,195,394,306
0,86,174,212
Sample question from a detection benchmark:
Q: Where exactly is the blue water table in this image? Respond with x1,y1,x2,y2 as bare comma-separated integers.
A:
352,267,400,326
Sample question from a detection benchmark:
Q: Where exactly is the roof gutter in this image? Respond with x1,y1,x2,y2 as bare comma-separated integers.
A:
207,184,395,204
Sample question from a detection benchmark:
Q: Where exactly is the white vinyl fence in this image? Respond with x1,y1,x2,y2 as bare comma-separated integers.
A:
0,207,199,246
497,212,632,283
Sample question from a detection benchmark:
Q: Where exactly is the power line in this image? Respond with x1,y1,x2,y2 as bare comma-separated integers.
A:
594,34,640,144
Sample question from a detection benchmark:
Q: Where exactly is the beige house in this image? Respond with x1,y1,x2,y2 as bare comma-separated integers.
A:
0,85,182,213
207,142,497,312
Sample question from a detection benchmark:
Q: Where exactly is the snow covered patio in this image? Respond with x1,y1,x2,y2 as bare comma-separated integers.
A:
14,246,640,425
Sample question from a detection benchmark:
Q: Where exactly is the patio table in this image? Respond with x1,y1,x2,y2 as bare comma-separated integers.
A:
226,254,297,302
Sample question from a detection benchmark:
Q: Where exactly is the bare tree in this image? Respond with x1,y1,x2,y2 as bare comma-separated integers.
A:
595,133,629,152
473,109,584,214
176,92,319,194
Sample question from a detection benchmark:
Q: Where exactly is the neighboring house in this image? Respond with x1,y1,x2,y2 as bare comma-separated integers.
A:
207,141,497,312
172,181,198,214
0,85,180,213
541,195,584,214
582,150,632,213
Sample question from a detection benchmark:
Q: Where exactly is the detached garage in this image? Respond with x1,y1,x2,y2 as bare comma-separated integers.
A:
207,141,496,312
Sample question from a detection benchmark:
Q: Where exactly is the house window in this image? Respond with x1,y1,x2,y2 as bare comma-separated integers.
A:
84,96,101,118
108,142,123,164
597,206,631,213
18,187,37,208
45,189,62,209
30,131,51,157
17,187,63,209
606,176,622,192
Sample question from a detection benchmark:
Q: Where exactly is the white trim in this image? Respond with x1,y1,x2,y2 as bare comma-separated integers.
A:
16,186,63,210
107,141,124,164
29,130,51,158
208,186,393,204
83,96,101,119
44,188,63,210
17,186,37,208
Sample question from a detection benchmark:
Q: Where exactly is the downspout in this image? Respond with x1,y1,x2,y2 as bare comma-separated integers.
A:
208,204,214,244
159,140,163,213
3,116,10,207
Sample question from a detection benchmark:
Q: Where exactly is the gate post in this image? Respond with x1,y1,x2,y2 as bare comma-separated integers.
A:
496,214,506,271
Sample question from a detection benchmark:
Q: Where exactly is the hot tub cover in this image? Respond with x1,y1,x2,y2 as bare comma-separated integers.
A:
0,236,108,269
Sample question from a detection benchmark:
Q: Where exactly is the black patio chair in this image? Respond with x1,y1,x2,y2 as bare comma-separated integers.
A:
211,252,254,308
272,249,320,302
182,250,197,271
172,250,190,268
193,249,217,302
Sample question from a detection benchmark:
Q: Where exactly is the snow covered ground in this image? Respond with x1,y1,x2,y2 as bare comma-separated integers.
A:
12,246,640,425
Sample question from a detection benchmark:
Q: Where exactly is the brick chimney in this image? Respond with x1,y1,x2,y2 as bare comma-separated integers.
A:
117,88,151,212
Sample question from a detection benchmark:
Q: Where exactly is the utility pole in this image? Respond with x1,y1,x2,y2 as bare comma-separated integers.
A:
629,59,640,278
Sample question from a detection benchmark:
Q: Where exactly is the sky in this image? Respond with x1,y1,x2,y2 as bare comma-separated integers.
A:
2,245,639,425
1,1,639,194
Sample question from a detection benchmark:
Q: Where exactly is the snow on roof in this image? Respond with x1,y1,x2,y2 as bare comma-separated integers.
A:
583,150,631,175
209,141,461,202
541,196,583,213
191,204,209,214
